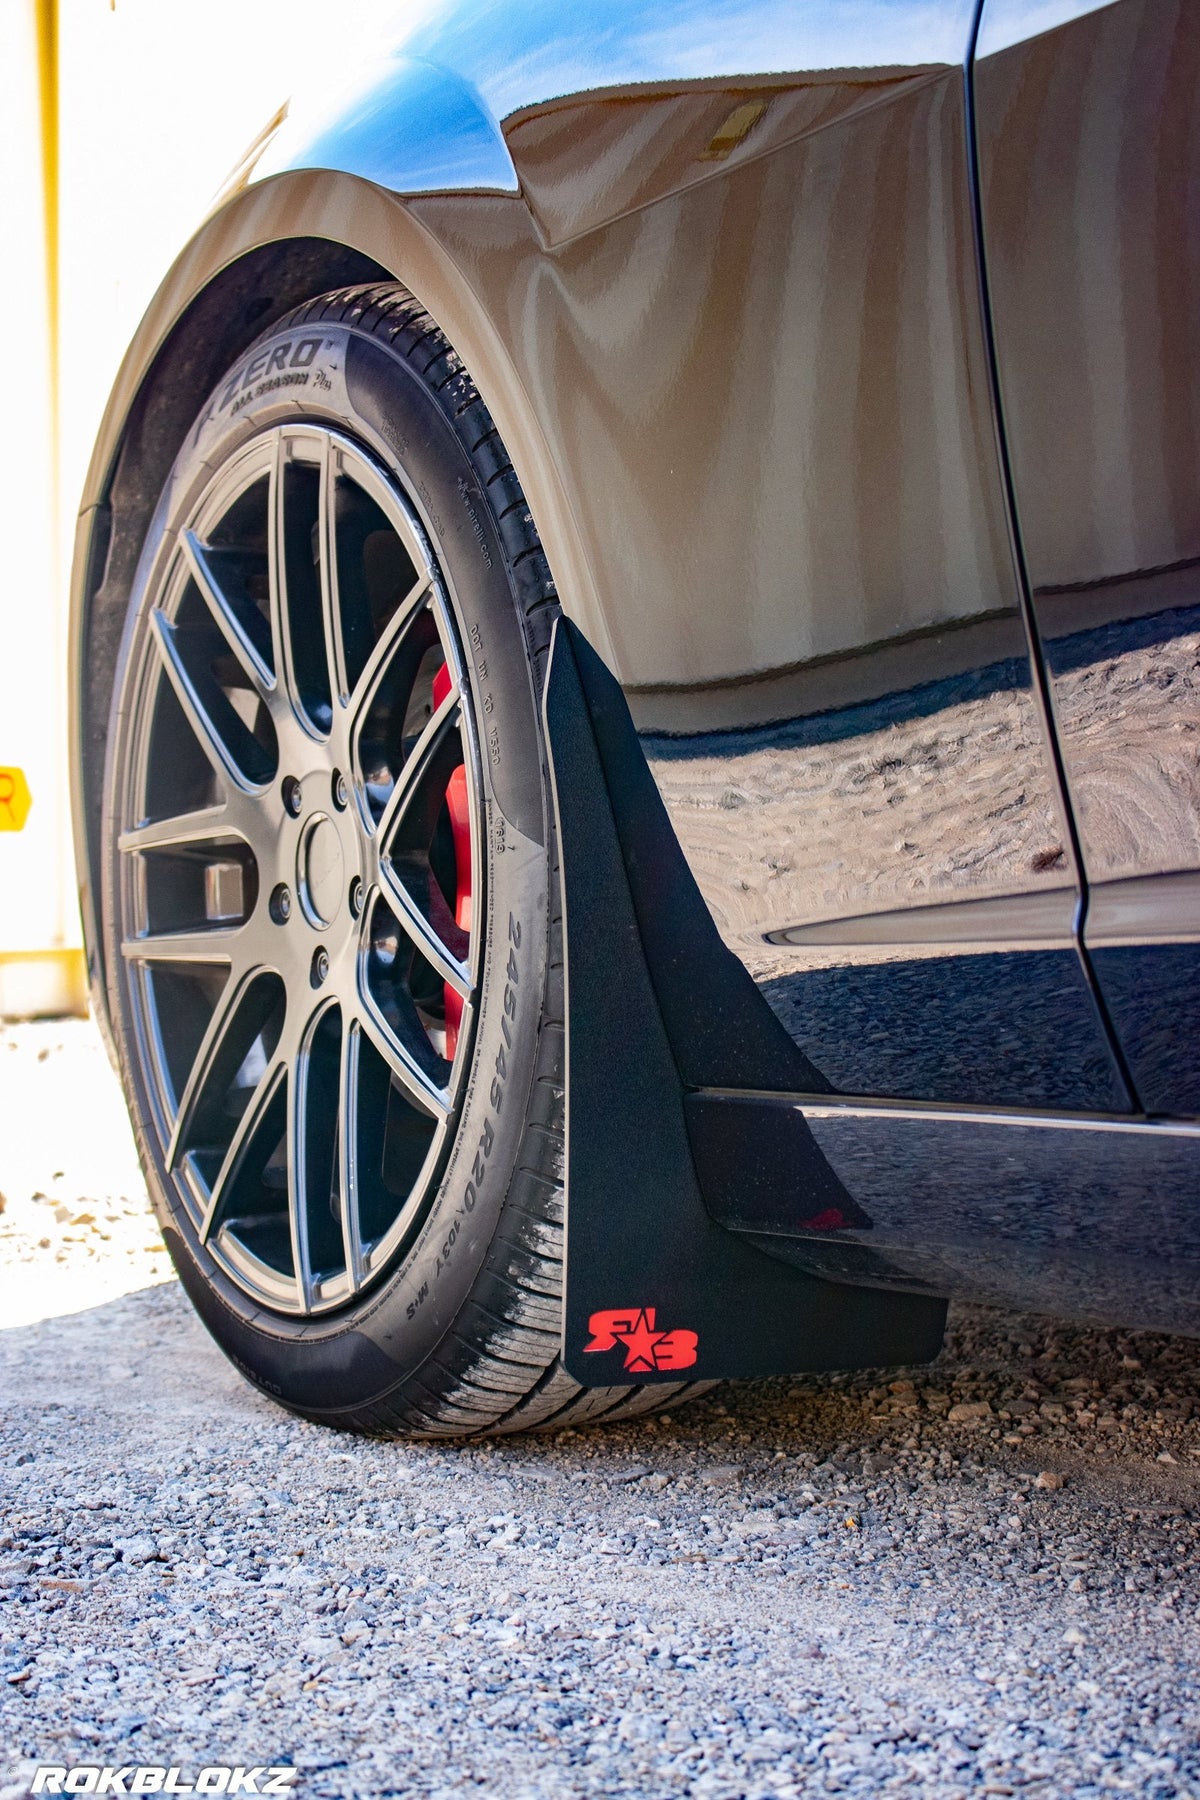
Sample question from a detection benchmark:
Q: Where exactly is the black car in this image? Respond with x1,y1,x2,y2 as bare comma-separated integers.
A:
70,0,1200,1436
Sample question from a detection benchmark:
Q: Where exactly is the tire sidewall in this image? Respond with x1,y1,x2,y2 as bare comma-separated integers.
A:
101,316,553,1415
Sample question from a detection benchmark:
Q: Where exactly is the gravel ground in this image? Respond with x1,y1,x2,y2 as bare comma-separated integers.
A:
2,1020,1200,1798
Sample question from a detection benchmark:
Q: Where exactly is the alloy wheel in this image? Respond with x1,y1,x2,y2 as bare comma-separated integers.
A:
115,424,483,1316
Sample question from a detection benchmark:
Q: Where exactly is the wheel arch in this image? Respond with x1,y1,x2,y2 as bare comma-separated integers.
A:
71,171,606,1042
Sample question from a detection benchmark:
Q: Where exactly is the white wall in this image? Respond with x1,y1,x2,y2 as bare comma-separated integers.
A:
0,0,433,1015
0,1,65,1012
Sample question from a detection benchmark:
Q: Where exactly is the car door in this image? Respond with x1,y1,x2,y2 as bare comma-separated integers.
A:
975,0,1200,1114
358,0,1133,1114
497,2,1132,1113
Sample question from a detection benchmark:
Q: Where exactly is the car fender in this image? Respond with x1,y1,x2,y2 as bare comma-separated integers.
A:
71,81,617,1035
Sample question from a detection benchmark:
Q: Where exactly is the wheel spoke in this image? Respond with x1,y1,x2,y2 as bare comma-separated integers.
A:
319,440,350,712
117,804,235,855
375,680,461,846
345,568,433,744
150,610,254,792
337,1017,364,1292
268,432,338,731
286,1037,316,1311
374,675,471,996
267,433,309,721
198,1055,286,1245
354,995,451,1119
121,924,245,965
182,530,274,697
377,866,472,1000
166,967,260,1170
266,435,289,703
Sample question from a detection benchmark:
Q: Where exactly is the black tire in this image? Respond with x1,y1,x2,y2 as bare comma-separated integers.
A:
100,282,710,1436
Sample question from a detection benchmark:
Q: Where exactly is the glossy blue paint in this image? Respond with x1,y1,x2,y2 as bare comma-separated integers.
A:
257,55,518,195
408,0,978,96
401,0,980,116
258,0,981,202
976,0,1123,59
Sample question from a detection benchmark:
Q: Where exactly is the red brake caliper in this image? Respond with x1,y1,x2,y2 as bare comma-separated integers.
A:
433,664,471,1057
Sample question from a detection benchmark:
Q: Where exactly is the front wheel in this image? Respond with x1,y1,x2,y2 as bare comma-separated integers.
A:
99,283,709,1436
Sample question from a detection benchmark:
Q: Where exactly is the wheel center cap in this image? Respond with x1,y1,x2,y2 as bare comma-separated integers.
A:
298,814,345,928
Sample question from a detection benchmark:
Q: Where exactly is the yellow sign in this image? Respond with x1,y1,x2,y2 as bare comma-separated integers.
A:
0,768,32,831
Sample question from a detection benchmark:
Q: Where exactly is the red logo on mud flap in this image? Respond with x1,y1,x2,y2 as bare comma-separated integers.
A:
584,1308,698,1373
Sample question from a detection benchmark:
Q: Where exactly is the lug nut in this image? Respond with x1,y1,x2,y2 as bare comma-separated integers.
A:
332,769,349,811
311,947,330,988
282,775,303,817
269,883,292,924
349,876,363,918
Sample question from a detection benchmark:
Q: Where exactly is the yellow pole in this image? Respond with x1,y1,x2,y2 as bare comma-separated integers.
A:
34,0,57,483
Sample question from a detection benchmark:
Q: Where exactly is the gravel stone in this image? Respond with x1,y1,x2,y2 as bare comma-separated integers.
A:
3,1020,1200,1798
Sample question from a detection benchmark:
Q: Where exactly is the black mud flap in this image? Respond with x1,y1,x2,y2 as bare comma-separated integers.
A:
544,618,947,1386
